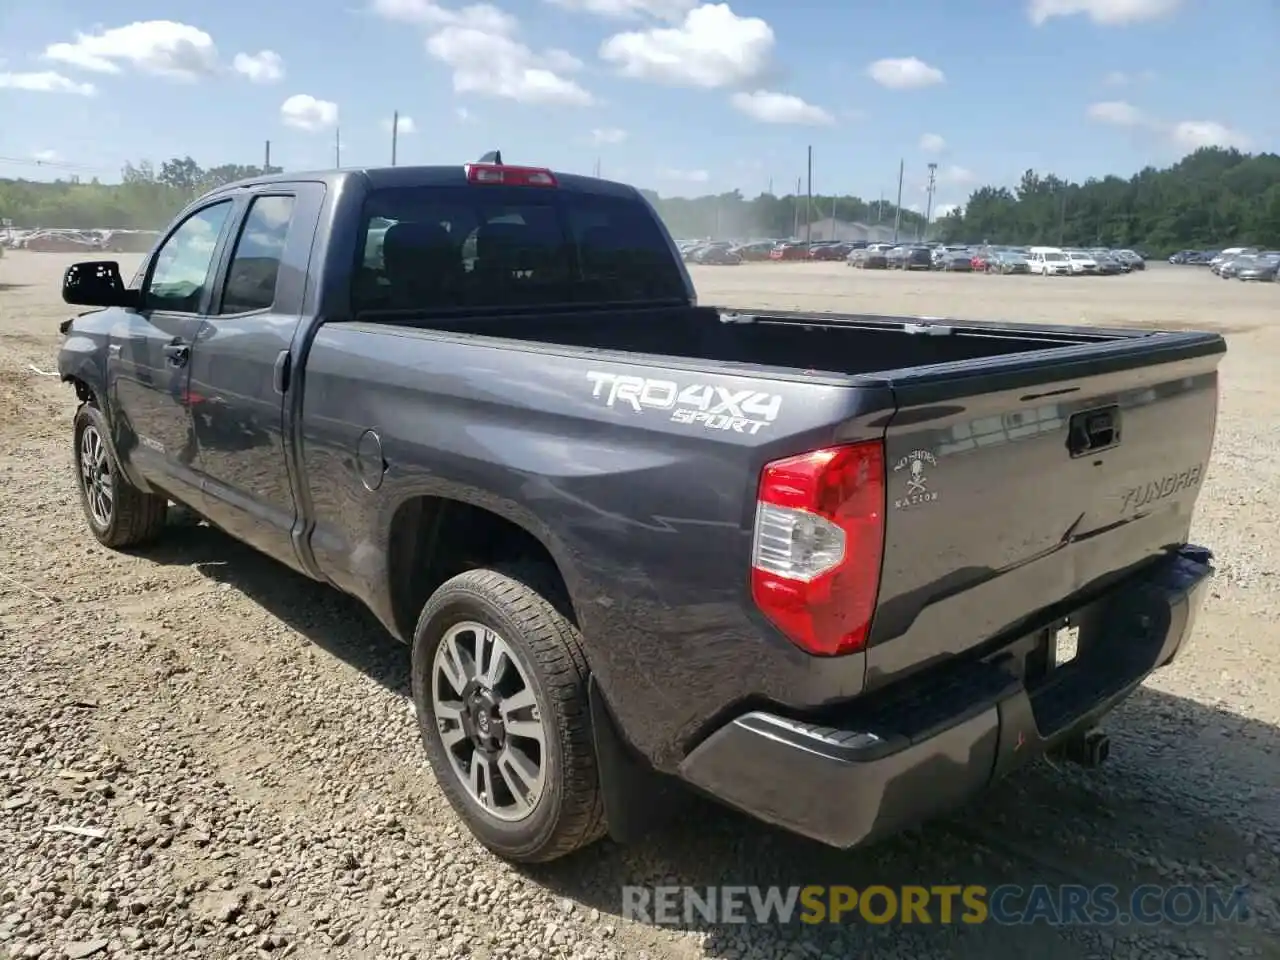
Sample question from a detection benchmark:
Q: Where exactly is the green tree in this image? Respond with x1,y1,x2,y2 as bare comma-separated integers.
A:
938,147,1280,254
0,156,285,230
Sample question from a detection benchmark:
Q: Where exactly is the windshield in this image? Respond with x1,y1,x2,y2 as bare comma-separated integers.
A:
353,185,688,313
1044,252,1066,261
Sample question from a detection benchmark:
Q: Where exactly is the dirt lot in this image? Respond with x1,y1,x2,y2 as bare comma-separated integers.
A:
1,252,1277,960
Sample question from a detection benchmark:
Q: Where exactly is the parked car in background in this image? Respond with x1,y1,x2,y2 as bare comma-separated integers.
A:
1219,254,1255,279
808,241,854,261
970,248,996,272
1063,250,1100,275
989,250,1031,274
847,246,889,269
731,240,776,262
887,245,934,270
1235,252,1280,281
682,240,734,263
1090,250,1127,275
770,241,809,261
940,250,974,272
692,245,743,265
1211,248,1255,274
1028,247,1072,276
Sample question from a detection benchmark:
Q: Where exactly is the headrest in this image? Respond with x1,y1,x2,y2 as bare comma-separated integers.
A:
382,221,455,271
475,221,529,258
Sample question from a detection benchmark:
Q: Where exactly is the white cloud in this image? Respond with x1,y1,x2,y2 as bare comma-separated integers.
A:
370,0,518,32
280,94,339,132
933,203,961,219
32,149,60,162
591,127,629,144
372,0,588,105
1171,121,1250,151
919,132,946,152
939,165,976,185
657,167,709,183
0,71,96,95
385,115,417,133
427,25,594,104
233,50,284,83
1086,100,1250,152
1086,99,1147,126
546,0,698,19
43,20,219,79
1028,0,1181,25
600,3,774,88
866,56,945,90
730,90,833,126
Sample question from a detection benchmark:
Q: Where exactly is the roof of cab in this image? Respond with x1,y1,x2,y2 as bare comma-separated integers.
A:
200,165,644,202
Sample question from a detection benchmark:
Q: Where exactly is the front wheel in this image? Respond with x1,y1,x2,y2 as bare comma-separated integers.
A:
411,566,605,863
73,405,168,548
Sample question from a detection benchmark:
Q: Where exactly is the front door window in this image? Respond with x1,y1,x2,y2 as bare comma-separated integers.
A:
145,201,234,313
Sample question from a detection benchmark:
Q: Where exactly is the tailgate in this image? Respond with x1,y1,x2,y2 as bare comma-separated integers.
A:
866,331,1224,688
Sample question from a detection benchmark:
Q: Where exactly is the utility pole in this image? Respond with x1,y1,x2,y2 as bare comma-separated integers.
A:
263,140,271,172
391,111,399,166
805,145,813,251
1058,189,1068,245
924,162,938,240
767,177,773,196
876,191,884,224
593,157,601,178
892,159,904,243
334,127,341,168
792,177,801,238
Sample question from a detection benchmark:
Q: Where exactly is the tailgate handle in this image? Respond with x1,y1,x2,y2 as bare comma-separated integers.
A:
1067,405,1121,456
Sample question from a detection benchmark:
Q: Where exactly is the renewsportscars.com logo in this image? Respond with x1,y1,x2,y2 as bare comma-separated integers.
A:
621,884,1251,926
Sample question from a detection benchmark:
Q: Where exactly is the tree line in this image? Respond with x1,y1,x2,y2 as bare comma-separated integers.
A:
0,158,282,233
2,147,1277,254
937,148,1280,252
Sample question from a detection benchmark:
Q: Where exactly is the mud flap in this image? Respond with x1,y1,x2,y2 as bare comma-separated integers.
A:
588,676,689,844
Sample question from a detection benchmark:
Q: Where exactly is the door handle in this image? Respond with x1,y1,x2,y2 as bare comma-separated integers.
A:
163,339,189,366
1067,405,1121,457
272,350,292,395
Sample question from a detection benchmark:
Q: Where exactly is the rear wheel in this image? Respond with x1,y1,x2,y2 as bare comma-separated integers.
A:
73,404,168,548
411,566,605,863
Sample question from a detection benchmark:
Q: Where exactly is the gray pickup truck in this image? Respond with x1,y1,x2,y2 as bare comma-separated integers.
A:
58,155,1222,864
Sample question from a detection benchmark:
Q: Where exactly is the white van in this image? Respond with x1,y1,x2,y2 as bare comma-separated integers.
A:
1027,246,1071,276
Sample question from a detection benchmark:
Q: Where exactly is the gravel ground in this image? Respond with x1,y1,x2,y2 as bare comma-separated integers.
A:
1,253,1278,960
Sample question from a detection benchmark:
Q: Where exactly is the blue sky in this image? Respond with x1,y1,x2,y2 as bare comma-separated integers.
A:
1,0,1277,215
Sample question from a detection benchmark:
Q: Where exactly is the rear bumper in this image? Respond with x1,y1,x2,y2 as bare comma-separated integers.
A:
678,545,1213,850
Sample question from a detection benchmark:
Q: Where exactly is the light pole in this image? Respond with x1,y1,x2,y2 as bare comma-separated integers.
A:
924,162,938,239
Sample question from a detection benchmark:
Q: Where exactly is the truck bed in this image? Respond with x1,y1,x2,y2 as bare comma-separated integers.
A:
413,304,1130,378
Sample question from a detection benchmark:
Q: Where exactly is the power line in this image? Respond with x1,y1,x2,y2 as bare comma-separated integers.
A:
0,154,100,172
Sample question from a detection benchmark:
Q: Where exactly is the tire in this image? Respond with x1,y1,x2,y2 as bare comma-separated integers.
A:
73,404,168,549
411,565,605,864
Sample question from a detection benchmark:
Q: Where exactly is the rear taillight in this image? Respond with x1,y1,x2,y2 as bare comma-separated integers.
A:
464,163,558,187
750,441,886,657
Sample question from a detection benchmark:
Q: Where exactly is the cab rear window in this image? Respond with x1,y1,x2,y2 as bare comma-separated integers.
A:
353,185,687,313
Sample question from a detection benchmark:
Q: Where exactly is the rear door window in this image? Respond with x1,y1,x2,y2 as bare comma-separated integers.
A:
353,185,687,313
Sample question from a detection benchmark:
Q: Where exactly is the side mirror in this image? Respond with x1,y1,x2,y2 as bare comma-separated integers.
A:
62,260,140,309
